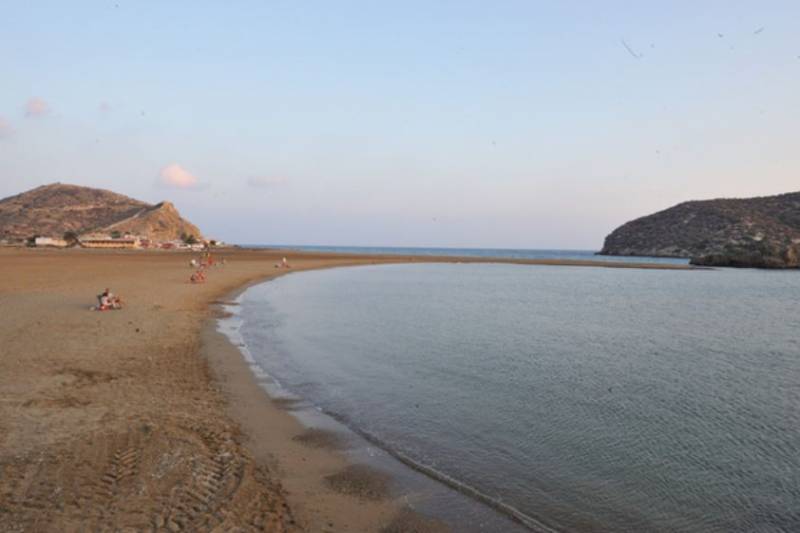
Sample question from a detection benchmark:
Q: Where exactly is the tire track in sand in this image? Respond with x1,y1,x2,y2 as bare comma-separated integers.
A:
0,417,295,532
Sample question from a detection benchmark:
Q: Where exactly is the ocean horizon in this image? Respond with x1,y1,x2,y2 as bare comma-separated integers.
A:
242,245,691,265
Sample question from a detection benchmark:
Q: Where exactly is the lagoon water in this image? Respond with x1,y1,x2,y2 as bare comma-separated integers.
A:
237,262,800,532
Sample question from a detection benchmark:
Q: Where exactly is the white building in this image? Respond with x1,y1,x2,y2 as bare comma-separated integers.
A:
34,237,68,248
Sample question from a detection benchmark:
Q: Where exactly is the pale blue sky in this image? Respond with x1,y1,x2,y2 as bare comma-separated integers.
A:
1,1,798,248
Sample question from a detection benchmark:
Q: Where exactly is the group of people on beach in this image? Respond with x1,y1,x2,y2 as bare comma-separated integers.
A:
89,251,234,311
190,251,225,283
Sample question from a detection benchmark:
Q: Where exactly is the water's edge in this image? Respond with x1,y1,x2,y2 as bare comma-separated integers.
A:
215,268,556,533
213,260,800,533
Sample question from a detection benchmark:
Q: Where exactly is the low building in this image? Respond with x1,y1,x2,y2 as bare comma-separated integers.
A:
160,240,198,250
34,237,68,248
79,234,140,249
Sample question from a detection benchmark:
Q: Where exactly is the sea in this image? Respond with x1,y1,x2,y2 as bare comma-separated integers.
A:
244,245,690,265
219,247,800,532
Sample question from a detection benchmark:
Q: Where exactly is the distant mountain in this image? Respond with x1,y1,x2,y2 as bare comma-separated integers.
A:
0,183,203,243
600,192,800,268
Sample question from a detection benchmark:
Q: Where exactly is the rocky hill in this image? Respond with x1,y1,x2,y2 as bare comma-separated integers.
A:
600,191,800,268
99,201,203,243
0,183,203,243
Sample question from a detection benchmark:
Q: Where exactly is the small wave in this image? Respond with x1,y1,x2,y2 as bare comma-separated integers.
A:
219,302,558,531
315,407,561,533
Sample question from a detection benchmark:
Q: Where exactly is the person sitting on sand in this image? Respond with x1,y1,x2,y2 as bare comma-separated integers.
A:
95,288,123,311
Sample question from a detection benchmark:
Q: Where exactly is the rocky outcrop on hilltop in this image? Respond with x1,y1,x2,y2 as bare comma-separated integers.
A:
103,201,203,243
600,192,800,268
0,183,203,243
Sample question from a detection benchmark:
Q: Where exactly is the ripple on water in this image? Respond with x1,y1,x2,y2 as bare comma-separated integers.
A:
239,264,800,532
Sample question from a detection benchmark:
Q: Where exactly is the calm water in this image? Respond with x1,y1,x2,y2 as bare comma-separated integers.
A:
236,263,800,532
249,244,690,265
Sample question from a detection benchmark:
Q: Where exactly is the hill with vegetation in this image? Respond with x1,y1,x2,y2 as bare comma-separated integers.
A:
600,192,800,268
0,183,203,243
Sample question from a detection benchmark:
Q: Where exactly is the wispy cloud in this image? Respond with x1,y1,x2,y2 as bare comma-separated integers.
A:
0,117,12,138
25,97,50,118
247,176,288,188
158,164,199,189
99,101,112,113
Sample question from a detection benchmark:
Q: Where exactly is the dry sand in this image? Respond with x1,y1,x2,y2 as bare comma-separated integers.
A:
0,248,696,532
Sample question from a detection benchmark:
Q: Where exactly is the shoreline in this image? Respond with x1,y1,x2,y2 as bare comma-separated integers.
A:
0,248,706,532
240,247,701,271
208,270,545,533
0,248,420,532
200,266,451,532
200,290,402,532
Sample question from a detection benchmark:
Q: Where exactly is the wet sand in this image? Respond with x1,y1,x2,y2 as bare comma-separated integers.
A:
0,247,696,532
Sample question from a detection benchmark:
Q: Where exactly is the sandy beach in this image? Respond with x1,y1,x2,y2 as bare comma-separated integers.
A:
0,248,695,532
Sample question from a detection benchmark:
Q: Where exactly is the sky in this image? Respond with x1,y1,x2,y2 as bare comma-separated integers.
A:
1,1,798,249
